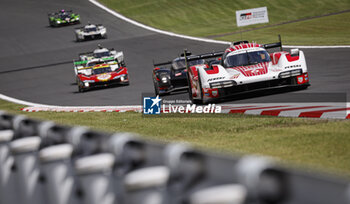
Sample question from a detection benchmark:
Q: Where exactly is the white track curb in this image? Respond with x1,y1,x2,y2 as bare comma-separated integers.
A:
19,103,350,120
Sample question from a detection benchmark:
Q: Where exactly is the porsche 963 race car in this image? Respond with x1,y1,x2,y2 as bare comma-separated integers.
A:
185,36,310,104
152,50,207,96
74,46,129,92
75,23,107,42
48,9,80,27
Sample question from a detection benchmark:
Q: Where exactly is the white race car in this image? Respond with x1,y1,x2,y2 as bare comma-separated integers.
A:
75,24,107,42
186,37,310,104
78,45,124,62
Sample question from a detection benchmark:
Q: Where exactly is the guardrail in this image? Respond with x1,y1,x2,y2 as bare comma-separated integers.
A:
0,110,349,204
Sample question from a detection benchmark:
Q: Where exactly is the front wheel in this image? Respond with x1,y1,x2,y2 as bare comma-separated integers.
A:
78,85,85,93
153,80,160,96
196,72,205,104
78,81,86,92
187,72,202,104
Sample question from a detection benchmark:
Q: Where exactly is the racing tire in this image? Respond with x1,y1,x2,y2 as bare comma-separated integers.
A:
78,81,86,93
48,19,54,27
187,72,202,104
196,72,205,105
78,85,85,93
76,36,84,42
296,84,309,90
153,80,160,96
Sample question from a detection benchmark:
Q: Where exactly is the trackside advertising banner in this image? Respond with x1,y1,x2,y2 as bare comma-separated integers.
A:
236,7,269,27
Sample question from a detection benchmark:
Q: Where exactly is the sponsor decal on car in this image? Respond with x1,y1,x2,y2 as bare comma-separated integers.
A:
207,77,225,82
284,64,302,69
97,73,111,81
297,76,304,84
270,68,282,72
230,73,240,79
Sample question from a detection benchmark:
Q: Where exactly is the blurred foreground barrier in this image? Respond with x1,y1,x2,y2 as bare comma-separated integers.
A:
0,111,349,204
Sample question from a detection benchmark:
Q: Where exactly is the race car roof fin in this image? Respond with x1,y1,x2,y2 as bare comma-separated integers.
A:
153,60,173,67
233,40,249,46
263,35,283,51
184,51,224,62
180,49,192,57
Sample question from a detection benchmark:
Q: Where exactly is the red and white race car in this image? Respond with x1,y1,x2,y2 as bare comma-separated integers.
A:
74,58,129,92
186,37,310,104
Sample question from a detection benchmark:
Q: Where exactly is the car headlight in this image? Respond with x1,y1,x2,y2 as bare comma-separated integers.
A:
161,76,168,83
56,21,60,24
84,82,89,87
113,74,125,80
83,80,95,83
76,17,79,20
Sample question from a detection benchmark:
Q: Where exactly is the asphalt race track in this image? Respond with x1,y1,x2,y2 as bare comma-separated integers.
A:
0,0,349,106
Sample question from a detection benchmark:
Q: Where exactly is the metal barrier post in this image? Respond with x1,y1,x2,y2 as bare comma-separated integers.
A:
0,129,17,204
75,153,116,204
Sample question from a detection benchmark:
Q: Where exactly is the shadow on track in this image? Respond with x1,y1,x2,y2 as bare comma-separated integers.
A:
0,60,72,75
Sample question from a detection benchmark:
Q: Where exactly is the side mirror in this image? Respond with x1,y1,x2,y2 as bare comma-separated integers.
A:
290,49,299,56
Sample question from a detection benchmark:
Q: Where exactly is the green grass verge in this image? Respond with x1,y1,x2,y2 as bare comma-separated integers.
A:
1,99,349,176
99,0,350,45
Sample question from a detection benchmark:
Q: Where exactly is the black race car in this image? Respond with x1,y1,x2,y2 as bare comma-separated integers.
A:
152,51,207,96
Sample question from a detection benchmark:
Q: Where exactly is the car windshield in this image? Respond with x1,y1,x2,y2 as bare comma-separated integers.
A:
59,13,70,19
85,27,97,32
94,51,110,58
172,59,206,70
224,51,270,67
93,67,111,75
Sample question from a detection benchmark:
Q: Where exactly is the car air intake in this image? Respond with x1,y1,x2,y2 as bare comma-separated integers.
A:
278,69,302,79
210,80,237,89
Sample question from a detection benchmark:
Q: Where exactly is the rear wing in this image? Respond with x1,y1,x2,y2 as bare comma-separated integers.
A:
79,51,94,59
154,50,224,69
73,56,120,68
153,60,173,68
183,50,224,72
75,26,85,30
263,35,283,51
73,60,91,76
184,51,224,62
74,60,88,67
79,48,116,57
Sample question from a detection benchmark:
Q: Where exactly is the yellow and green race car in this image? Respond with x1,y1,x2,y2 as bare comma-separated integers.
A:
48,9,80,27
